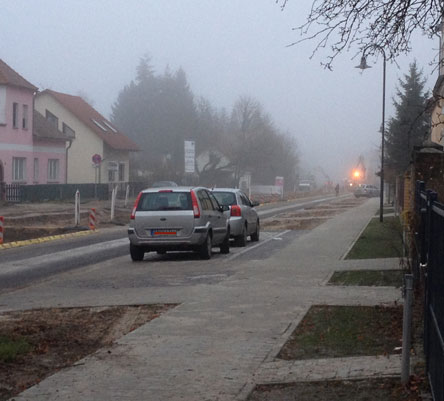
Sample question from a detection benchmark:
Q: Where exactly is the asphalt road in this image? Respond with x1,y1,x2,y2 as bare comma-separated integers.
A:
0,194,347,291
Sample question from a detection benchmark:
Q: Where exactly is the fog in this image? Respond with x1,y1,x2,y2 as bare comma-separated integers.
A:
1,0,439,185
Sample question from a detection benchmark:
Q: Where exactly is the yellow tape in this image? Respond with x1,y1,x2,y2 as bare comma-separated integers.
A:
0,229,99,250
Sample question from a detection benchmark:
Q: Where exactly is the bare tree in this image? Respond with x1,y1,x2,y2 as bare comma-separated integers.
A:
277,0,444,69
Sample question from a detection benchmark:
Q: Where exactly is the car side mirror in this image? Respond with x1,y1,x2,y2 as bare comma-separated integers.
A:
219,205,229,212
251,201,260,207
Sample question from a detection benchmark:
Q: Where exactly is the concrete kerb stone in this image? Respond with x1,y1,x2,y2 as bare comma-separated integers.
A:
0,229,97,250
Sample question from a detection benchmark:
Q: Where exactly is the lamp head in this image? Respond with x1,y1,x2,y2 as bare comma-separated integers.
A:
355,56,372,70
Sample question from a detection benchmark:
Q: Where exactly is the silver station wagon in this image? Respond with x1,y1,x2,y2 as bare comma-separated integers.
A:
128,186,230,261
354,183,380,198
211,188,260,246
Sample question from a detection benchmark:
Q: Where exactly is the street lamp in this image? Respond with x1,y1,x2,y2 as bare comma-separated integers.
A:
355,47,386,223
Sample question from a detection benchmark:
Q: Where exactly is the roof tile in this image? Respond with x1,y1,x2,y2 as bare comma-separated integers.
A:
39,89,140,151
0,59,38,91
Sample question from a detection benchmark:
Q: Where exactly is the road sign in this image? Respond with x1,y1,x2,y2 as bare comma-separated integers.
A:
184,140,195,173
92,154,102,165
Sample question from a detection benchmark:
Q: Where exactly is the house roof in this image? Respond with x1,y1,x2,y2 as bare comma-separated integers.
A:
38,89,140,151
33,110,73,142
0,59,38,91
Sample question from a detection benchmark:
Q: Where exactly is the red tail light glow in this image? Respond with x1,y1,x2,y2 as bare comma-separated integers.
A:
190,190,200,218
130,192,143,220
230,205,242,217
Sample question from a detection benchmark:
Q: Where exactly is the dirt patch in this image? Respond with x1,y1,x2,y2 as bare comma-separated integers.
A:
278,209,341,218
262,216,329,231
247,376,429,401
1,202,130,243
261,198,366,231
0,304,176,400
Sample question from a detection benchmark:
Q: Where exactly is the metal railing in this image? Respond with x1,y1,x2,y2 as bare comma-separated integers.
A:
415,181,444,401
1,183,22,202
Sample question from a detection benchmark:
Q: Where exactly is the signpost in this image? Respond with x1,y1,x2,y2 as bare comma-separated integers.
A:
275,176,284,199
184,140,195,174
92,154,102,197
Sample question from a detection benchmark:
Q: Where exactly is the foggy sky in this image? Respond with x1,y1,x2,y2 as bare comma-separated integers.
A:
1,1,439,183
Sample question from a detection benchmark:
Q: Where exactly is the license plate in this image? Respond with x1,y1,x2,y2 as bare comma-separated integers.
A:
150,229,177,236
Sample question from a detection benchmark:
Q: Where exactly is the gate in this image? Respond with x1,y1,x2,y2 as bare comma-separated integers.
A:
4,184,22,202
415,181,444,401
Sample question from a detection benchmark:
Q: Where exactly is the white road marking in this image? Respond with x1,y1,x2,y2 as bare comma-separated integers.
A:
226,230,291,261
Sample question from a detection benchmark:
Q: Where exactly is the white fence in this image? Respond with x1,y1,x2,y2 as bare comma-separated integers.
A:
250,185,283,196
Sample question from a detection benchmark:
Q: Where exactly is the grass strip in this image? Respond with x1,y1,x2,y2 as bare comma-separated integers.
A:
375,207,395,216
277,305,402,360
0,335,31,362
329,269,403,287
346,216,403,259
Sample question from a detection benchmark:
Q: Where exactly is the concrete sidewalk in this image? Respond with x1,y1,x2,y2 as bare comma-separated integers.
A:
10,198,403,401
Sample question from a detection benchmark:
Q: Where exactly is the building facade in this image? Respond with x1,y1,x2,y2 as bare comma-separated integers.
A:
0,59,69,187
35,90,139,185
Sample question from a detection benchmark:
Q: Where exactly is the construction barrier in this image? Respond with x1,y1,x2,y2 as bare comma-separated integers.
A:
0,216,3,244
88,208,96,230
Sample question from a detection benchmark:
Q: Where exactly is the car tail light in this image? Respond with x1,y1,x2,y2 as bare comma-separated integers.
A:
130,192,143,220
231,205,242,217
190,190,200,218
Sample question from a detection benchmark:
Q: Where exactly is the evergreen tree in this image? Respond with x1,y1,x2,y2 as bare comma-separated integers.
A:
111,57,197,181
385,61,430,175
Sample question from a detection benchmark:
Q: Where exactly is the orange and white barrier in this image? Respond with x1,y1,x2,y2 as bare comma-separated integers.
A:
88,208,96,230
0,216,3,244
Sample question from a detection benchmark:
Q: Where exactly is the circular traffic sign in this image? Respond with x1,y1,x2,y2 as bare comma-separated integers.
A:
92,154,102,164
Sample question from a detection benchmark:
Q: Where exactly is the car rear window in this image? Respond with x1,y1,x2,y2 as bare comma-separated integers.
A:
137,192,192,211
212,192,237,206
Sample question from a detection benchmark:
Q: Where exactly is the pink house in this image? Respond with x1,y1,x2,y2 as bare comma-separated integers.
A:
0,59,71,189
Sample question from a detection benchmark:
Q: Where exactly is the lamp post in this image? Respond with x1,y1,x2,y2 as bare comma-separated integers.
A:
355,47,386,223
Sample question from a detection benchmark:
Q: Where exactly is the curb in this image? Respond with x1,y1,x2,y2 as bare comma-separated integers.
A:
0,229,98,250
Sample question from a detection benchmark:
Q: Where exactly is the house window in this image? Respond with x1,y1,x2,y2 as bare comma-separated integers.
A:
46,110,58,127
12,157,26,181
108,161,118,182
48,159,59,181
12,102,19,128
0,86,6,125
118,163,125,181
22,104,28,129
62,122,75,137
33,158,39,181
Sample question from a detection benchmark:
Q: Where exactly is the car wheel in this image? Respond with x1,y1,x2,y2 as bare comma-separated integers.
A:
235,224,248,247
130,244,144,262
199,234,212,260
220,228,230,254
250,220,260,242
